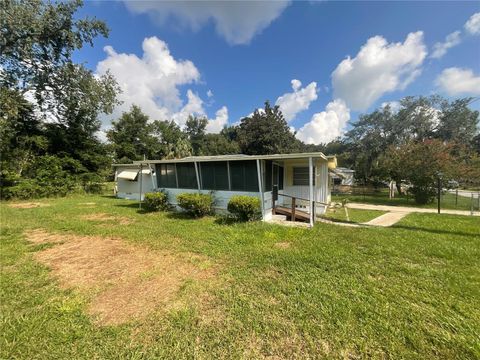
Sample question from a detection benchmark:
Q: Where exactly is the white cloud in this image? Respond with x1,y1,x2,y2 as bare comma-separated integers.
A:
464,12,480,35
206,106,228,133
96,36,229,132
275,79,318,121
431,31,461,59
171,90,205,126
332,31,427,111
123,1,290,45
96,36,200,122
296,99,350,144
435,67,480,96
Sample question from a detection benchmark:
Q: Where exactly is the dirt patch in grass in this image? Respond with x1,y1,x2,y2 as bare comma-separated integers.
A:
80,212,132,225
274,242,291,249
25,229,215,325
8,202,49,209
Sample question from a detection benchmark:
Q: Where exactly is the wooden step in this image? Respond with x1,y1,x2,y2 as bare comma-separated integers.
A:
274,206,310,222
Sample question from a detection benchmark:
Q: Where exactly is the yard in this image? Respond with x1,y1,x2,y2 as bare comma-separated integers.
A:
1,194,479,359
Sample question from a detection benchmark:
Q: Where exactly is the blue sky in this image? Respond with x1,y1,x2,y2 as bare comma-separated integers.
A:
75,1,480,144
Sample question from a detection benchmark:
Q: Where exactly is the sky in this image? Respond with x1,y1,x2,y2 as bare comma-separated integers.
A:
74,1,480,144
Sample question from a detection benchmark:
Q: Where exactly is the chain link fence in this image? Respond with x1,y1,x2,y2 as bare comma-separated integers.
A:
331,184,480,214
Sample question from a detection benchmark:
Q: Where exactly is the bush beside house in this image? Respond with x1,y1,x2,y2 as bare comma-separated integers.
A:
143,192,169,212
176,193,214,217
227,195,261,221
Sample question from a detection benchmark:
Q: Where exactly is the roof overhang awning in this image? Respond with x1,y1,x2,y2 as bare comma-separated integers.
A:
117,169,139,180
329,168,347,179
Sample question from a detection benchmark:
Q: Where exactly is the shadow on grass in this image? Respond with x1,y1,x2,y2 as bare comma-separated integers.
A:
392,224,479,239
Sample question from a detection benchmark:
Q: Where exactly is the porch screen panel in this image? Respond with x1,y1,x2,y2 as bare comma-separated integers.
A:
176,163,198,189
157,164,177,188
229,161,258,192
278,166,284,190
264,160,272,192
200,162,229,190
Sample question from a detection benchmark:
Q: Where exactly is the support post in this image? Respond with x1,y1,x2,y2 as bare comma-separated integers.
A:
194,161,201,192
309,157,314,227
139,163,143,209
291,197,296,222
256,160,265,220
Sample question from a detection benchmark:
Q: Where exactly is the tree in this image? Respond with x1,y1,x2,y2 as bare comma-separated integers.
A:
184,116,208,156
151,120,192,159
435,98,479,143
380,140,466,204
237,101,300,155
1,0,109,108
1,0,119,198
199,133,240,155
107,106,154,163
344,95,479,185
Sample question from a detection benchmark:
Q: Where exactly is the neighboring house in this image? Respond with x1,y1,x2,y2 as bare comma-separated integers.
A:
113,152,337,225
331,167,355,186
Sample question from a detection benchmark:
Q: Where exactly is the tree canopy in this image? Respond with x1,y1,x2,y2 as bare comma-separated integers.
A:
236,101,301,155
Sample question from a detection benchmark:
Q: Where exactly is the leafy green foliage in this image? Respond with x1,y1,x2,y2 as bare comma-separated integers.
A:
227,195,261,221
344,96,479,183
143,192,169,212
1,0,109,101
176,193,214,217
0,0,119,199
380,140,466,204
237,101,301,155
2,155,78,199
107,105,155,162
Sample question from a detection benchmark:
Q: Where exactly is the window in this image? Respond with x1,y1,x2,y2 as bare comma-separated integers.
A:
200,162,229,190
293,167,315,186
263,160,272,192
278,166,284,190
157,164,177,188
229,161,258,192
176,163,198,189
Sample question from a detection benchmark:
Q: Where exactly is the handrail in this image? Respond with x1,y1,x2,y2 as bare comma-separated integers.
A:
276,192,329,206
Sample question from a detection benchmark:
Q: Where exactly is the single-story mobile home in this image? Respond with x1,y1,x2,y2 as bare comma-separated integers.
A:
113,152,337,225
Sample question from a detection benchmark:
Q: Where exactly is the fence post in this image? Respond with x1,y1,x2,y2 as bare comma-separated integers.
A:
471,193,474,216
437,177,441,214
291,197,296,222
455,189,458,207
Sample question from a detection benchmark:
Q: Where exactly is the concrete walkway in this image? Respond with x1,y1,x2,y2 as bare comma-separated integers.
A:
348,203,480,217
363,211,409,227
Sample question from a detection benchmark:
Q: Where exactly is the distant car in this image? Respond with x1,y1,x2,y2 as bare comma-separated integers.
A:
447,180,459,189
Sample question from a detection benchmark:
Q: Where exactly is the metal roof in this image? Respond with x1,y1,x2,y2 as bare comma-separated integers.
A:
129,152,328,165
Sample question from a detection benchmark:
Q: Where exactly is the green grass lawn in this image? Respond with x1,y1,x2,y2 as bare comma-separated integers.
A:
1,194,479,359
332,190,479,212
321,207,386,223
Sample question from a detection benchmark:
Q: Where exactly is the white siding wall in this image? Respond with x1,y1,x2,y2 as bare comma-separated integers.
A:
115,167,155,200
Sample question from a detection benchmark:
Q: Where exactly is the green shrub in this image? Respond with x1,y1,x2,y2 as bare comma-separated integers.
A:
227,195,261,221
176,193,214,217
144,192,169,212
